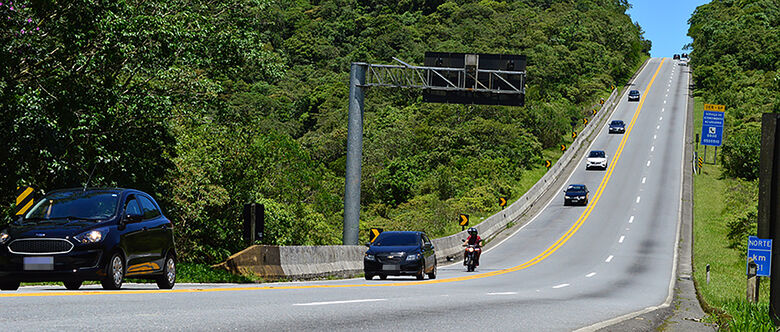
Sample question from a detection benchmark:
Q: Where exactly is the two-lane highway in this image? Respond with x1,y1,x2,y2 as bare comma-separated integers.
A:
0,58,690,331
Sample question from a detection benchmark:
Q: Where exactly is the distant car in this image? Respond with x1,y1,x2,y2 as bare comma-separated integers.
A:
673,54,680,60
681,53,688,58
564,184,589,206
364,231,436,280
628,90,640,101
586,150,608,170
0,188,176,291
609,120,626,134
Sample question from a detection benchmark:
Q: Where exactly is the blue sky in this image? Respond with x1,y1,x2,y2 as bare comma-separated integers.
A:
627,0,712,57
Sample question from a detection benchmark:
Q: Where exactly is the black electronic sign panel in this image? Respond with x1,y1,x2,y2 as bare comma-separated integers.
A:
423,52,526,106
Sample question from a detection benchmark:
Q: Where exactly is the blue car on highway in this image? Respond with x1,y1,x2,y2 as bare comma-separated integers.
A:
364,231,436,280
609,120,625,134
0,188,176,291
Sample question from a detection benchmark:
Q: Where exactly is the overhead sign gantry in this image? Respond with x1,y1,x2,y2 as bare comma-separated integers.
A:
343,53,527,245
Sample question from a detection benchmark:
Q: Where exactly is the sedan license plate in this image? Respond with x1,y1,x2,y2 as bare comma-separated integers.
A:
382,264,399,271
24,256,54,271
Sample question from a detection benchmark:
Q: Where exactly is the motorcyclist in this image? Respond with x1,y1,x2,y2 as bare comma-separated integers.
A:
463,227,484,266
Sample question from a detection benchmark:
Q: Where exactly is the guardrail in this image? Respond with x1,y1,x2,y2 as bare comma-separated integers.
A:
215,59,648,278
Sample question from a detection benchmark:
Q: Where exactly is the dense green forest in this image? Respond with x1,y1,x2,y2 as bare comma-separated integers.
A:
688,0,779,181
1,0,649,263
688,0,778,242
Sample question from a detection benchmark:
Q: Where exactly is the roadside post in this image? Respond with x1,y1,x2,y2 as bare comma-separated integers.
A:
242,203,265,245
758,113,780,324
747,236,772,303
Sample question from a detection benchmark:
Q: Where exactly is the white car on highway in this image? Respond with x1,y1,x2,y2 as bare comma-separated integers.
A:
586,150,608,170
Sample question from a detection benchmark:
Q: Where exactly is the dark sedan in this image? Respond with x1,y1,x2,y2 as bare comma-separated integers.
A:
609,120,626,134
628,90,640,101
364,231,436,280
563,184,589,206
0,188,176,291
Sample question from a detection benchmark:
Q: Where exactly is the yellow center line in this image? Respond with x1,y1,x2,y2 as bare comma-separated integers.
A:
0,59,666,298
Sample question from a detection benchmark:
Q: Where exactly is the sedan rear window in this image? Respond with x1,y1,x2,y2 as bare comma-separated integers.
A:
374,233,419,246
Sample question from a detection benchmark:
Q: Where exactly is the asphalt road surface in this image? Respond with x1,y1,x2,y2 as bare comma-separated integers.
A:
0,58,688,331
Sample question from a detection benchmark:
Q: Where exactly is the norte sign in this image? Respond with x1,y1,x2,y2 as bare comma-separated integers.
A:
748,236,772,277
701,104,725,146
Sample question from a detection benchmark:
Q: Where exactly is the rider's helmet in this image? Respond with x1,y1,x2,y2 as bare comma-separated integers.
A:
467,227,478,235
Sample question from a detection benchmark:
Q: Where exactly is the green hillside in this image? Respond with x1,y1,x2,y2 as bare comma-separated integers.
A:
1,0,649,263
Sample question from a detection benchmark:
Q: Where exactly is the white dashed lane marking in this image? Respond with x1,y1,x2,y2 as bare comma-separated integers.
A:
629,216,635,223
586,272,596,278
487,292,518,295
636,196,641,203
619,236,625,243
605,255,614,263
553,284,570,289
294,299,387,306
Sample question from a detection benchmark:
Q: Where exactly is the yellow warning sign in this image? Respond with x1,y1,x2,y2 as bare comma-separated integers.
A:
545,160,552,168
572,131,577,139
14,186,35,216
561,144,567,151
459,214,469,227
369,228,383,243
583,118,588,125
703,104,725,112
499,197,507,207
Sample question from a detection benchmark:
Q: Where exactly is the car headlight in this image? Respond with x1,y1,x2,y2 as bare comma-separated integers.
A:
565,196,571,199
406,253,420,261
0,231,9,245
365,254,375,261
74,227,108,244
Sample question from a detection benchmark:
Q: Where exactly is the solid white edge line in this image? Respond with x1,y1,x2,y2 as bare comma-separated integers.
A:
293,299,387,306
619,236,625,243
575,57,688,332
586,272,596,278
552,283,570,289
605,255,614,263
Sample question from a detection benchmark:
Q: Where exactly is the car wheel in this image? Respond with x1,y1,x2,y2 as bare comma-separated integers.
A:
564,200,569,206
416,262,425,280
364,273,373,280
379,275,387,280
0,280,20,291
427,261,437,279
63,280,83,290
101,253,125,290
156,255,176,289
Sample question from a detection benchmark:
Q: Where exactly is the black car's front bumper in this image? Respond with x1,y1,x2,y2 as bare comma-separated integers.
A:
364,258,423,276
0,247,106,282
609,128,625,133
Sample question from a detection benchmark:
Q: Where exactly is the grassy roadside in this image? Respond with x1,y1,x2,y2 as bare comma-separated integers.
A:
691,97,774,330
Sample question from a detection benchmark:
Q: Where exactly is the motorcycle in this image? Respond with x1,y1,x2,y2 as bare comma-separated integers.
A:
462,239,481,272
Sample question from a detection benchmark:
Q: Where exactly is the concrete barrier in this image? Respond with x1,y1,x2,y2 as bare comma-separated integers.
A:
215,245,364,279
214,59,649,279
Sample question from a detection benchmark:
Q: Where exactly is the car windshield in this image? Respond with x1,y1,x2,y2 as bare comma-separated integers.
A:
567,185,586,192
630,90,639,95
373,233,419,246
22,190,119,224
589,151,605,158
611,121,623,126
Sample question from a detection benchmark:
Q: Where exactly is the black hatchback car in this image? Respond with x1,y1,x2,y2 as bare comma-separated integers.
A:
0,188,176,291
364,231,436,280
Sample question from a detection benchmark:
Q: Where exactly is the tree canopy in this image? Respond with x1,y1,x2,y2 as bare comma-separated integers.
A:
2,0,648,263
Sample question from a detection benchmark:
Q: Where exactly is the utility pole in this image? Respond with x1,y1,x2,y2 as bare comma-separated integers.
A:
759,113,780,323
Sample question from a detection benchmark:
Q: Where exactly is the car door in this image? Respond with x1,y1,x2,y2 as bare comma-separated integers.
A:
120,195,146,269
421,233,434,272
137,194,169,271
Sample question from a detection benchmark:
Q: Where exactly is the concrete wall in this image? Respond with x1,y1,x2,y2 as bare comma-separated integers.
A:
214,60,648,279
